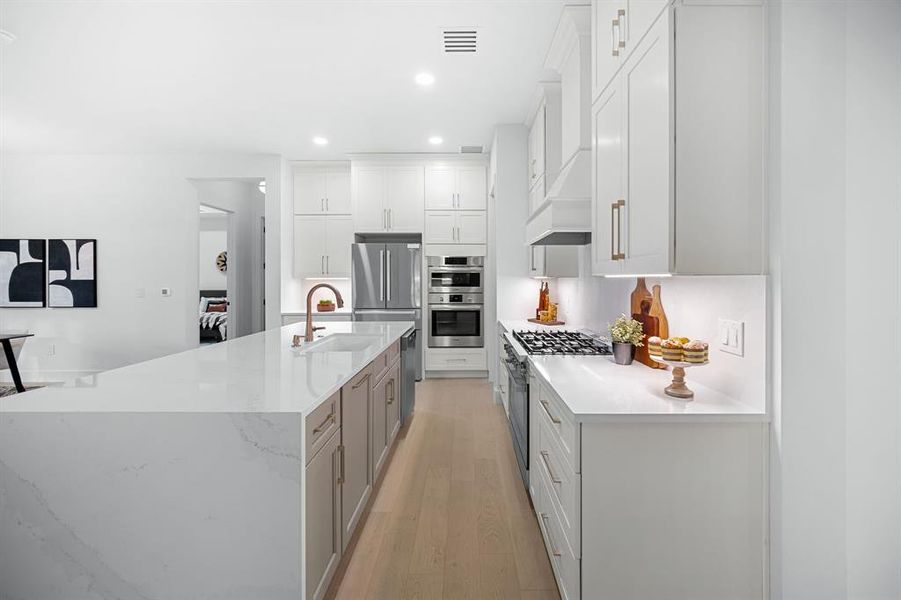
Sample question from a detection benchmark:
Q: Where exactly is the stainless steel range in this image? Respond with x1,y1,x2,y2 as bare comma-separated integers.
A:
503,329,611,488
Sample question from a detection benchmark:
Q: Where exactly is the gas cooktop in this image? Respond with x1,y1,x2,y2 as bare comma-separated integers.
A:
512,330,612,356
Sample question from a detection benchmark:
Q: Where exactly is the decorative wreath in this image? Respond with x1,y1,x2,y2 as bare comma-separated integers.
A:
216,251,227,273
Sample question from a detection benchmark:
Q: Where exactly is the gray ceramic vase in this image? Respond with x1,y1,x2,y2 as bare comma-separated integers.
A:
612,342,635,365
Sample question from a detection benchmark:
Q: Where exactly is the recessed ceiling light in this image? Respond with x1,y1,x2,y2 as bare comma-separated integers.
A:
415,72,435,86
312,136,328,146
428,136,443,145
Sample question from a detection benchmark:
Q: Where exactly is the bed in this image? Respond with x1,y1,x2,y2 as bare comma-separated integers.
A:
199,289,228,343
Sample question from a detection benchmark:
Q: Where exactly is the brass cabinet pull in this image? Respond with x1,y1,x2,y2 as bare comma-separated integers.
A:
352,373,371,390
611,199,626,261
387,379,395,405
540,513,563,557
540,450,562,484
612,18,620,57
312,410,335,434
337,444,345,484
540,399,562,424
618,9,627,48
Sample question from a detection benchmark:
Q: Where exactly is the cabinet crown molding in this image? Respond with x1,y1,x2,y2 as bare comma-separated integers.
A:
544,5,591,72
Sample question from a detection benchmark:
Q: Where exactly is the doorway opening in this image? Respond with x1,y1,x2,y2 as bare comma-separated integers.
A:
192,178,266,344
198,204,231,344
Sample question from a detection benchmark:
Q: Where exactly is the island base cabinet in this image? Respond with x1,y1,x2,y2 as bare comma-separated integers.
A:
305,427,342,600
580,422,767,600
340,368,372,551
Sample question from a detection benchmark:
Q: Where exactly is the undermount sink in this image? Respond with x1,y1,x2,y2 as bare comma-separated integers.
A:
298,333,382,353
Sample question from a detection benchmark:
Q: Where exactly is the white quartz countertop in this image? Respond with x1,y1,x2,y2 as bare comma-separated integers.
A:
499,320,765,422
0,321,413,414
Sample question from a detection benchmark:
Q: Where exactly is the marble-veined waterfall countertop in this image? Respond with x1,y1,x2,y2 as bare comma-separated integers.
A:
0,321,414,413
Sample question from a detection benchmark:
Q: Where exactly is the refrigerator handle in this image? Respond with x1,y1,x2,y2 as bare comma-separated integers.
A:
411,247,421,308
386,249,392,302
379,249,385,302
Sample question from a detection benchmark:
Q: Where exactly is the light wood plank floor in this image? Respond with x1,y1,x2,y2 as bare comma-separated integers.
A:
328,378,560,600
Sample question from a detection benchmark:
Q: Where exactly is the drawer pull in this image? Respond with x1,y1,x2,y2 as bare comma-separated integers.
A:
387,379,395,405
540,513,563,557
540,399,562,424
352,373,371,390
312,410,335,434
540,450,562,484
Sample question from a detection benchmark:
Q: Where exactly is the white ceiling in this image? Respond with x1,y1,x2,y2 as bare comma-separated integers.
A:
0,0,567,158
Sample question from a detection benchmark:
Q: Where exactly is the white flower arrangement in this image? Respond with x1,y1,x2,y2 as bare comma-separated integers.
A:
608,314,645,347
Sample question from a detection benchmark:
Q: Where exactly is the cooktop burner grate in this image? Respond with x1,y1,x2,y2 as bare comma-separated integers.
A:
512,330,611,356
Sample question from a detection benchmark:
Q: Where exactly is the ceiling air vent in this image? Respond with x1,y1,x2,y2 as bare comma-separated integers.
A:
460,146,483,154
443,29,477,53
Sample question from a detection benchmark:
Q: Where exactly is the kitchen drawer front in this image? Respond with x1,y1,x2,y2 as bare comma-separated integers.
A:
536,458,581,600
538,410,581,556
536,379,579,472
425,348,487,371
372,342,398,384
305,391,341,464
385,340,400,366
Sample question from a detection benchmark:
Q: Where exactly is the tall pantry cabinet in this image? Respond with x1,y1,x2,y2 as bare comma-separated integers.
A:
591,0,765,276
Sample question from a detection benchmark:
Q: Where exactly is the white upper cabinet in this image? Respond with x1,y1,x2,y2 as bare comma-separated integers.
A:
385,167,424,232
528,105,547,190
293,167,352,215
294,215,353,278
590,1,764,276
424,210,486,245
424,165,456,210
425,164,487,210
325,171,352,214
456,166,487,210
592,0,671,102
352,164,424,233
457,211,487,244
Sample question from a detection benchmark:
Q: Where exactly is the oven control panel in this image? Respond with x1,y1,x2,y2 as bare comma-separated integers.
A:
428,293,483,305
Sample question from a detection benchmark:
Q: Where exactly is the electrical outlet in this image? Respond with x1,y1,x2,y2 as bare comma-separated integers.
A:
48,344,56,357
718,319,744,357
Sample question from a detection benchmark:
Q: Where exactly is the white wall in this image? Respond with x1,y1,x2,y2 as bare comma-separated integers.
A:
554,250,767,411
490,125,539,383
0,154,282,381
198,215,227,290
770,1,901,598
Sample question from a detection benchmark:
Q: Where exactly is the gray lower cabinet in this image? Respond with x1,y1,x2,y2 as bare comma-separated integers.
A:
305,427,341,600
340,367,372,551
371,369,389,480
386,361,401,444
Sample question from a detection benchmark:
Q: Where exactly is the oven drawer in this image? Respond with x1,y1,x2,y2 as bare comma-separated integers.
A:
538,409,581,557
533,375,579,473
425,348,487,370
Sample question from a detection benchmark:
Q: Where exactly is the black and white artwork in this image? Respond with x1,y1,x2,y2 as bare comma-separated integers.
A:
0,239,46,307
48,239,97,308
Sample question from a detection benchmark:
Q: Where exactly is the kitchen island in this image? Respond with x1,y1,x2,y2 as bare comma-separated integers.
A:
0,320,413,600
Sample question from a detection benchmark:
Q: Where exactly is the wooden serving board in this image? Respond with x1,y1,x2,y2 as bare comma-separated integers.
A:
527,318,566,326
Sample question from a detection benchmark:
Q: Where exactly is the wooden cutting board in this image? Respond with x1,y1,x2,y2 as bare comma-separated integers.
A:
630,278,651,316
649,284,669,339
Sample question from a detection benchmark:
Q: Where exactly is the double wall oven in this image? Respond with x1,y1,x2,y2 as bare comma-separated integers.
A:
427,256,484,348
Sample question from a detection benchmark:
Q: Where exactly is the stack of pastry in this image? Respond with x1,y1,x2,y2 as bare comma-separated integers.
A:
647,336,663,357
660,338,684,361
682,340,709,363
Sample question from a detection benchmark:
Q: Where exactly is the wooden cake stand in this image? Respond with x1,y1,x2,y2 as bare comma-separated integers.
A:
651,356,709,400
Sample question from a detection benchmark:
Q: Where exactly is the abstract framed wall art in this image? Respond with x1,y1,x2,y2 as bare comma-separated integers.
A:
48,239,97,308
0,239,47,307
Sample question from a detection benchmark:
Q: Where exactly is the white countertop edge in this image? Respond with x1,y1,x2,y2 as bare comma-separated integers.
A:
0,322,414,415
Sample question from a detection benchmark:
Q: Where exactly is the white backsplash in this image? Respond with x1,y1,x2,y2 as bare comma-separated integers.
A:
550,246,766,411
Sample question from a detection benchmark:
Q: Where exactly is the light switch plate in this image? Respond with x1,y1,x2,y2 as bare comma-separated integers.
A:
161,288,172,297
718,318,745,357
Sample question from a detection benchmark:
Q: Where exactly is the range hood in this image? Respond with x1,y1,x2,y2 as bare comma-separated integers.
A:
526,149,591,246
527,5,592,247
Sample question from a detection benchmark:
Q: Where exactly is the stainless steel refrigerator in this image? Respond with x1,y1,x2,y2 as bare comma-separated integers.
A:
352,243,422,380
